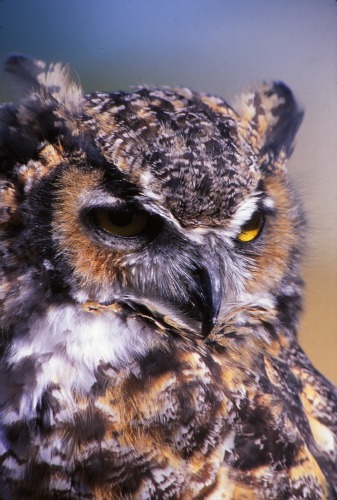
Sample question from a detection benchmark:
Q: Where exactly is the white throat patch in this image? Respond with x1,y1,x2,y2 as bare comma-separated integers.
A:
4,304,154,420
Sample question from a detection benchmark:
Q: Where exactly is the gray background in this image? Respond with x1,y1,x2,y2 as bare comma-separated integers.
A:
0,0,336,382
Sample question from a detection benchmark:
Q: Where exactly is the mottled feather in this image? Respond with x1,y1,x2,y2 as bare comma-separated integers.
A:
0,56,336,499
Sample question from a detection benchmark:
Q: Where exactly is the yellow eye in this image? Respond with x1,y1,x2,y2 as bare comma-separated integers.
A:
237,212,264,242
94,208,148,237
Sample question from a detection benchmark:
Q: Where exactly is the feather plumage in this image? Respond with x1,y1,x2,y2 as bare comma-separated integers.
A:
0,56,336,499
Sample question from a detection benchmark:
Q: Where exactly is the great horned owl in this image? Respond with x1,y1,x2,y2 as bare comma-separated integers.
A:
0,55,336,499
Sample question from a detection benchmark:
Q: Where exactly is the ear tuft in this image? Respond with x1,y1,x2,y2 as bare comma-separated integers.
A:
240,82,303,170
5,54,83,113
1,55,84,170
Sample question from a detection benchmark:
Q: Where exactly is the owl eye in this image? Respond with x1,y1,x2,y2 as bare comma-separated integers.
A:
93,208,148,237
237,211,265,242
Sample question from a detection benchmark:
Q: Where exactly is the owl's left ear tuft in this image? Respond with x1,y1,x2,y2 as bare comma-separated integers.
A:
240,82,304,171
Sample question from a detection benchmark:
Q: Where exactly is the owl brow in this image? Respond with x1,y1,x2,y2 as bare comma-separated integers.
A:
245,185,276,218
254,180,276,215
231,192,260,227
101,170,142,198
228,193,274,238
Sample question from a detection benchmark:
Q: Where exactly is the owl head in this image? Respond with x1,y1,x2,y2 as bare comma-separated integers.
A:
0,55,303,347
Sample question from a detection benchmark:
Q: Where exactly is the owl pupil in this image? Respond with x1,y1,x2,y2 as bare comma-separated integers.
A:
108,211,133,227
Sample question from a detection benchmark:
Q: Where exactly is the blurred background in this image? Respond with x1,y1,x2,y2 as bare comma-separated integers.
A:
0,0,336,382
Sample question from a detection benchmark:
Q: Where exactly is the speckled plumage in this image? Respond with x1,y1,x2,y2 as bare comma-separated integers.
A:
0,55,336,499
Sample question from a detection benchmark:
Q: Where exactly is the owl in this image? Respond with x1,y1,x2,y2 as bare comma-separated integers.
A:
0,54,336,500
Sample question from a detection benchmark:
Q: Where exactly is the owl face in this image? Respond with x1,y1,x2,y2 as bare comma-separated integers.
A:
0,65,303,345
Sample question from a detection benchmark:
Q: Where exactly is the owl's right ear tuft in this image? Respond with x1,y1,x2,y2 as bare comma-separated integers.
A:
4,54,83,114
0,55,84,170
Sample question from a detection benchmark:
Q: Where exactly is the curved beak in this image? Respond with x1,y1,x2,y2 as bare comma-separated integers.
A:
193,262,222,336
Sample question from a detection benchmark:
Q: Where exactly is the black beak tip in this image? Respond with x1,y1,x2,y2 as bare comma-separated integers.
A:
201,314,218,337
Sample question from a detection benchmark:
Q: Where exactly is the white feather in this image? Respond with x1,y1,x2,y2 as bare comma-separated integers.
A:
7,304,155,420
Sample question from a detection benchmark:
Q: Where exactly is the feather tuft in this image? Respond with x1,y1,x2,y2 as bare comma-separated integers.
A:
5,54,83,113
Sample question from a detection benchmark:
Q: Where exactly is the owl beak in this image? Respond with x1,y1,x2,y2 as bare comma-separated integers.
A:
195,264,222,336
